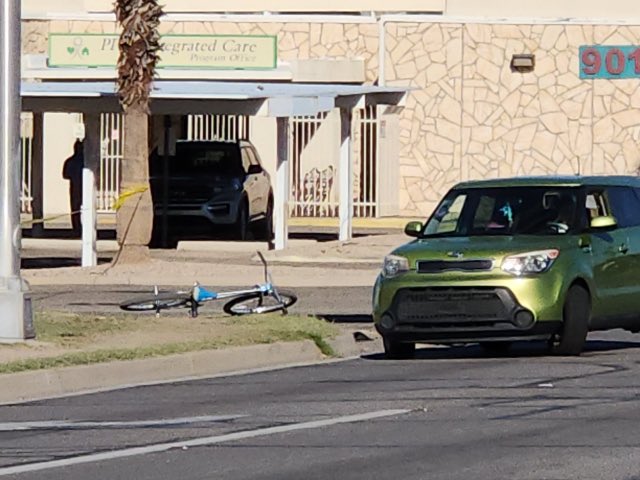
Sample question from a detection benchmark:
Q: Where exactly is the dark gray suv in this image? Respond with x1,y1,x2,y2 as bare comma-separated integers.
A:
151,139,273,243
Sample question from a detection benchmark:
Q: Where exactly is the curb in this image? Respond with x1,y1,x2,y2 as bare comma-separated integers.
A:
0,335,361,405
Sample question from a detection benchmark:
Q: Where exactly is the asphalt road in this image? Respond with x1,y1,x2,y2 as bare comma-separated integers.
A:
8,285,640,479
2,332,640,479
29,284,374,324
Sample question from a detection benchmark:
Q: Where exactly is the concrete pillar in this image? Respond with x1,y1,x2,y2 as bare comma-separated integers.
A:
274,117,289,250
82,114,100,267
31,112,44,237
339,108,353,242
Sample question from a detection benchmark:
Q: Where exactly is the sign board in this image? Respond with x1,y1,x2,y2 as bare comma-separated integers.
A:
48,34,277,70
579,45,640,79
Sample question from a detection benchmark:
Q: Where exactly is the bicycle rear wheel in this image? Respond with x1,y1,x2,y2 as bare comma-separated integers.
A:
223,290,297,316
120,293,190,312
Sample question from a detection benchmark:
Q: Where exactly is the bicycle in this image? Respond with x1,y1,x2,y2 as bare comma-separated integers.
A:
119,252,297,318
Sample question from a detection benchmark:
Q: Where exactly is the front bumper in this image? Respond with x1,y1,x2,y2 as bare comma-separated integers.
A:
373,273,565,344
154,193,241,226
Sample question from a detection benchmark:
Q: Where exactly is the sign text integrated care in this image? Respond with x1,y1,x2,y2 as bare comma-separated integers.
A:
49,34,277,70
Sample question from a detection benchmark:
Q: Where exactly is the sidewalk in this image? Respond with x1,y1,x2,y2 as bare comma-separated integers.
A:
21,231,408,288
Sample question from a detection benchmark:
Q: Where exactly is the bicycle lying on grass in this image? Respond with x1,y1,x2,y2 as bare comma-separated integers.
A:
119,252,297,318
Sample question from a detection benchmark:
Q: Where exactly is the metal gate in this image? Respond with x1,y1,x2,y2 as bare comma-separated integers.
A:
289,107,378,218
98,113,124,212
354,106,378,217
20,113,33,214
289,112,334,217
187,114,250,141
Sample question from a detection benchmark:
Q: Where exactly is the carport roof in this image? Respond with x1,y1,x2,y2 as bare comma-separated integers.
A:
21,80,408,116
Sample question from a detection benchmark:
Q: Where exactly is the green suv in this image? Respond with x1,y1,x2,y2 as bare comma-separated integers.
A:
373,176,640,358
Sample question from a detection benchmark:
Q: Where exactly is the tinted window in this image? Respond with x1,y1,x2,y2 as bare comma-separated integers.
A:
168,143,243,176
607,187,640,227
422,187,580,237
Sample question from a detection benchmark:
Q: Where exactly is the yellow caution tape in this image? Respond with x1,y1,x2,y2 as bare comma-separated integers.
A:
20,185,149,227
111,185,149,211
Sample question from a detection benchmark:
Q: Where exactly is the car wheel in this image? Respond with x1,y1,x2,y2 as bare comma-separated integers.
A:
235,200,250,241
550,284,590,356
383,337,415,359
479,341,511,356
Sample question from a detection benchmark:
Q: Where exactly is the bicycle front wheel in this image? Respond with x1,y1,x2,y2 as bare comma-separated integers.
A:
120,293,190,312
223,290,297,316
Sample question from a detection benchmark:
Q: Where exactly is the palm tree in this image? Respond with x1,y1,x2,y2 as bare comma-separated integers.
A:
113,0,164,263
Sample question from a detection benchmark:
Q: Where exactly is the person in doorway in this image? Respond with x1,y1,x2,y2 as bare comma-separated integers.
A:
62,139,84,236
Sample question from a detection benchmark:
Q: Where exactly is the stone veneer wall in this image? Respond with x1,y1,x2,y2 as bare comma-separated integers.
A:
386,22,640,217
23,20,380,80
22,19,640,217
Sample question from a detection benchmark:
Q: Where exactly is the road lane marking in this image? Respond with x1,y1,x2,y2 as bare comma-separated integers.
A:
0,415,246,431
0,409,409,476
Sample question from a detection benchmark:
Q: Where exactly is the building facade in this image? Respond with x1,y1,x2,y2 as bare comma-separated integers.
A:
20,0,640,221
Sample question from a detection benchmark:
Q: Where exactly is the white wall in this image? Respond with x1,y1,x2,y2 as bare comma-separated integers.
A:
43,113,81,217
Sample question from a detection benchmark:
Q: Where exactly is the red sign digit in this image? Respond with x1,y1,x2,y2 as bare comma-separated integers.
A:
628,48,640,74
582,48,601,75
605,48,625,75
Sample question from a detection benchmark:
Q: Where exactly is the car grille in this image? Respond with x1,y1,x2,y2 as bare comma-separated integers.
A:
169,187,212,204
416,260,493,273
393,287,516,325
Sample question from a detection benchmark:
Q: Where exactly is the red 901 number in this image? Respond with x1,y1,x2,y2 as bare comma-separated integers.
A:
581,46,640,76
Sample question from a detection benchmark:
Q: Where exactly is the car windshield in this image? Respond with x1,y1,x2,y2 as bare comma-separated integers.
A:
151,143,244,177
422,186,580,237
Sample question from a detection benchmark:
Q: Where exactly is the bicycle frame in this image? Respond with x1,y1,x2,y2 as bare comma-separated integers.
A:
188,251,285,317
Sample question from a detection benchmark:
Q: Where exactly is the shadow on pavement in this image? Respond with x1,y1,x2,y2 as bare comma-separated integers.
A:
21,256,112,269
319,314,373,324
362,339,640,361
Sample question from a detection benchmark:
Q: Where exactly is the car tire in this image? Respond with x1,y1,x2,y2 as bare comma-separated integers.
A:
235,200,250,241
383,337,415,359
550,284,590,356
480,341,511,356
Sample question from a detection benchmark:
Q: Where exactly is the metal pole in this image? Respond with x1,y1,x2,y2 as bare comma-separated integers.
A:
0,0,20,279
0,0,32,341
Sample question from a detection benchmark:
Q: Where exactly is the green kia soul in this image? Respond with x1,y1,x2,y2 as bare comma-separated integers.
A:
373,176,640,358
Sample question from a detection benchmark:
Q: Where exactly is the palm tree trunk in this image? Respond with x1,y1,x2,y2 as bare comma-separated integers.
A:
115,103,153,263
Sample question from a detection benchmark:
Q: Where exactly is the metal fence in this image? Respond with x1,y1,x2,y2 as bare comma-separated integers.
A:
289,107,378,218
98,113,124,212
20,113,33,214
187,114,250,141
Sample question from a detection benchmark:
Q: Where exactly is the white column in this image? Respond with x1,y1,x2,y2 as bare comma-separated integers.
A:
339,108,353,242
274,117,289,250
81,114,100,267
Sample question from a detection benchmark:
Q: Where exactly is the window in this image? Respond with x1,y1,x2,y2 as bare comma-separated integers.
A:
585,191,609,219
240,148,252,173
424,194,466,235
422,186,580,237
607,187,640,227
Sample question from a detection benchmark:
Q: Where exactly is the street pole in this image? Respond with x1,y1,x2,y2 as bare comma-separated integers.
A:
0,0,33,341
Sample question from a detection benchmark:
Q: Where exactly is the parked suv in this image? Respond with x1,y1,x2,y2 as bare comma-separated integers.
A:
373,176,640,358
150,139,273,243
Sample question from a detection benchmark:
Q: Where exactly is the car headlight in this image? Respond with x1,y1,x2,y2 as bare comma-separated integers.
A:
501,249,559,276
382,255,410,278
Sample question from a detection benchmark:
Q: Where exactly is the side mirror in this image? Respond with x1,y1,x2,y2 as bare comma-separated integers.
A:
247,164,263,175
590,215,617,230
404,221,423,238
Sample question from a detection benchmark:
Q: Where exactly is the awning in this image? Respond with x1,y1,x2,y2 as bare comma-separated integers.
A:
21,80,407,116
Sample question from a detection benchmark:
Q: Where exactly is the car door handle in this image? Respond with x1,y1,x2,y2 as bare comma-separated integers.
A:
618,244,629,254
